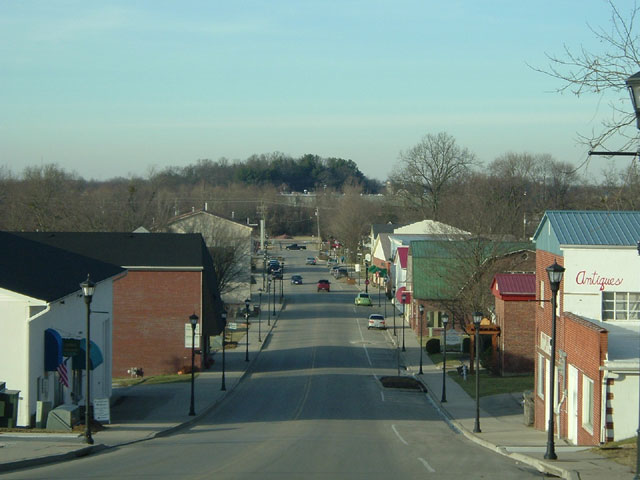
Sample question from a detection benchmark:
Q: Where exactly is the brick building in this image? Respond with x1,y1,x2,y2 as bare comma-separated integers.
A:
532,211,640,445
491,273,536,375
15,232,225,377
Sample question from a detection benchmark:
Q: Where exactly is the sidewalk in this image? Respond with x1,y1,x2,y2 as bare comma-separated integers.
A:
1,300,636,479
390,315,636,480
0,301,282,474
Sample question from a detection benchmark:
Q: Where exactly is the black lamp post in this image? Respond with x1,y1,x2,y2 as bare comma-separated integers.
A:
280,260,285,302
401,292,407,352
377,278,381,307
441,313,449,403
473,311,483,433
188,313,198,416
221,311,227,391
258,289,262,342
544,261,565,460
80,274,95,445
626,73,640,480
267,279,272,326
418,304,424,374
365,260,369,293
244,298,250,362
392,287,397,336
272,274,277,315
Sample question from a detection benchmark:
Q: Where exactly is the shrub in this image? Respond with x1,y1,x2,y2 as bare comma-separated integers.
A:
462,337,470,353
425,338,441,354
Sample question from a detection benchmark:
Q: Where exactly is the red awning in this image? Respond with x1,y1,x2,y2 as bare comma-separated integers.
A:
396,286,411,304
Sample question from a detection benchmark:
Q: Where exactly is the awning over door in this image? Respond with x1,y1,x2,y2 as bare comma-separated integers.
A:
72,339,104,371
44,328,63,371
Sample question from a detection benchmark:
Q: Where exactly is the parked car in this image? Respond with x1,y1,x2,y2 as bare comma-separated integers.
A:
305,257,317,265
267,260,280,273
317,279,331,292
354,293,372,306
272,269,283,279
335,267,348,278
368,314,386,329
291,275,303,285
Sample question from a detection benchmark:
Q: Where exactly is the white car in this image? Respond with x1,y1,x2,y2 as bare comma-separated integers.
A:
368,314,386,330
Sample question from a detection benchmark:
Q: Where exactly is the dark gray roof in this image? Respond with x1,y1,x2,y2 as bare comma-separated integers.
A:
0,232,125,302
13,232,210,268
533,211,640,246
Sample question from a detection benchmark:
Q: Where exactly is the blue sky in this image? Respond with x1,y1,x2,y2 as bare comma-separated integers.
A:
0,1,632,182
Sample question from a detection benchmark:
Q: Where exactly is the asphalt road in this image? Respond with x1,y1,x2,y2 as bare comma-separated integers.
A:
4,249,544,479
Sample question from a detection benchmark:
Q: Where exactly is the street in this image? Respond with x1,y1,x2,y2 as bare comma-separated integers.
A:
4,249,543,479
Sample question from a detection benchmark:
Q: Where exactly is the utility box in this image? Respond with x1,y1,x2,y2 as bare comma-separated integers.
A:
46,404,79,431
36,401,52,429
0,389,20,428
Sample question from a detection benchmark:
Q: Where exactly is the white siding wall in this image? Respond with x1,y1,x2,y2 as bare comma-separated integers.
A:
0,282,113,427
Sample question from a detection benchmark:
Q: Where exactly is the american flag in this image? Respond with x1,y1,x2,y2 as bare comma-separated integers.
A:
57,358,69,388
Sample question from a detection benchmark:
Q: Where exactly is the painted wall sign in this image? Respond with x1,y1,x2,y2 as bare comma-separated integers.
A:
575,270,623,291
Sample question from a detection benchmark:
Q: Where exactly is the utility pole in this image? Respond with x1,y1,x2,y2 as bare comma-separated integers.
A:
315,207,321,252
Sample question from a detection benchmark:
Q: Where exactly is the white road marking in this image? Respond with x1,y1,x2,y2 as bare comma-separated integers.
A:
418,457,436,472
391,424,408,445
356,317,372,366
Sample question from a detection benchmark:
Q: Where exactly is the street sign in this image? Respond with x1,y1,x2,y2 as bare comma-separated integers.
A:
365,279,370,285
62,338,80,356
228,322,238,330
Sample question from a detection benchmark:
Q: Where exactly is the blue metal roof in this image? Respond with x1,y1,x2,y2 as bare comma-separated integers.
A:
533,211,640,246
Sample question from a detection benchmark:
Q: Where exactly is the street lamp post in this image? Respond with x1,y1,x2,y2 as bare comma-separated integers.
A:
280,260,285,302
272,274,276,315
418,304,424,374
392,287,396,336
473,311,483,433
365,260,369,293
401,292,407,352
441,313,449,403
221,312,227,391
188,313,198,416
267,279,271,326
544,261,565,460
625,72,640,479
80,275,95,445
244,298,250,362
258,289,262,342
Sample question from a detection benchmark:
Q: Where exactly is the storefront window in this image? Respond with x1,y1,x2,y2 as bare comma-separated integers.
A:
602,292,640,320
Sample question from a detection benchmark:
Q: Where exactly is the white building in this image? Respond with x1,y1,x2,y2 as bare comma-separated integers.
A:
0,233,124,427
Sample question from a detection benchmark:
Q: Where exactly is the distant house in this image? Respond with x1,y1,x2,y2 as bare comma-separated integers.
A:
166,210,254,307
14,232,225,377
533,210,640,445
0,232,125,427
491,273,536,375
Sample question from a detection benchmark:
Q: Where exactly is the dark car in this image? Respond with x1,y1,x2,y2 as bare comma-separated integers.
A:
272,269,283,279
317,279,330,292
286,244,300,250
291,275,303,285
267,260,280,273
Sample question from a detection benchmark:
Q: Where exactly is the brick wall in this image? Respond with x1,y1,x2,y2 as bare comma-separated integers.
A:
113,270,202,377
495,296,535,374
534,250,607,445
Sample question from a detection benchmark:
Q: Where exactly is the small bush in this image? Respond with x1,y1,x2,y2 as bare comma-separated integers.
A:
425,338,441,354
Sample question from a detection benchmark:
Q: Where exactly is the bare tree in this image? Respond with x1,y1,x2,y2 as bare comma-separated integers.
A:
390,132,477,220
531,0,640,152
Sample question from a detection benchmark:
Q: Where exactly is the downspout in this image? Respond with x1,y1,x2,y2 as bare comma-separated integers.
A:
600,369,609,444
26,303,52,426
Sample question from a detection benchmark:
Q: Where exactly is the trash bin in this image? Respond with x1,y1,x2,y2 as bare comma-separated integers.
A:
0,389,20,428
523,390,534,426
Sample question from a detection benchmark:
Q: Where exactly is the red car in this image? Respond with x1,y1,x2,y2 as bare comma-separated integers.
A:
317,279,331,292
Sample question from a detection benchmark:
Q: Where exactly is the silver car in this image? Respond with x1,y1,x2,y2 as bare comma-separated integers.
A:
368,314,386,330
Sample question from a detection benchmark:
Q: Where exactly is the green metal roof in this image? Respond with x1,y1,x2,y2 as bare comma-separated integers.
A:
411,239,534,300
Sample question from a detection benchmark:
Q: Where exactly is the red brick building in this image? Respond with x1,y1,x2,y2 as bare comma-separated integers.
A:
15,232,225,377
532,211,640,446
491,273,536,375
